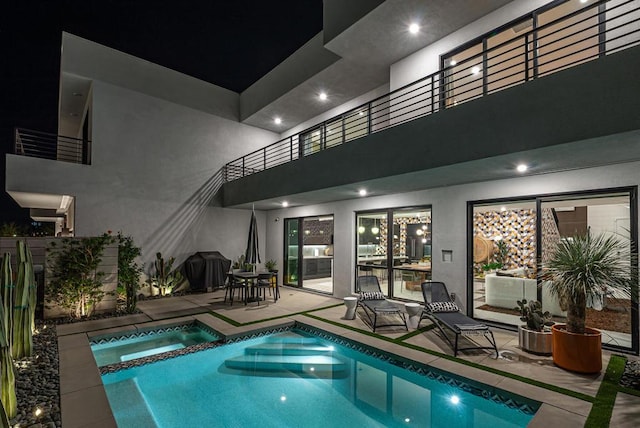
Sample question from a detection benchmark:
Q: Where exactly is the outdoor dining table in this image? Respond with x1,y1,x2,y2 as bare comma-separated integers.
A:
233,271,262,303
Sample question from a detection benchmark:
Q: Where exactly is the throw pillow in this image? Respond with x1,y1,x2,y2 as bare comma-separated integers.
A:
496,270,515,277
359,291,385,301
427,301,459,313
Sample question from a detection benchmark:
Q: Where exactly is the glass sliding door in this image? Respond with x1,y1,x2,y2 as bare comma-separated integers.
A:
284,218,300,287
301,216,334,294
469,188,638,353
356,206,432,300
391,208,432,300
539,192,635,351
284,215,334,294
356,212,389,293
471,200,537,326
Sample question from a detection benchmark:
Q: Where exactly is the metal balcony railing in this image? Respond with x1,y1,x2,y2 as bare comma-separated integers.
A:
224,0,640,182
13,128,90,165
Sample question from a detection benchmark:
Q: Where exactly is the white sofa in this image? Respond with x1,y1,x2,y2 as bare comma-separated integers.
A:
485,270,565,316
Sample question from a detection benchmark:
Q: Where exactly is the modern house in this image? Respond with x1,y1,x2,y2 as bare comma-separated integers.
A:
5,0,640,354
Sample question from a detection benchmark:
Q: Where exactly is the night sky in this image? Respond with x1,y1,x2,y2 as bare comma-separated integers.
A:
0,0,323,224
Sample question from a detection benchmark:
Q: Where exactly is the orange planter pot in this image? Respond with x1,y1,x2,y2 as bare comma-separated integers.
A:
551,324,602,374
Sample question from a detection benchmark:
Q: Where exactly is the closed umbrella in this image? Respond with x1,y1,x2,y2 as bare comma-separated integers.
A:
244,206,261,271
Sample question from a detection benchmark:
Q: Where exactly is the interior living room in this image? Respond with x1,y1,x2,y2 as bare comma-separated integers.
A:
471,190,634,350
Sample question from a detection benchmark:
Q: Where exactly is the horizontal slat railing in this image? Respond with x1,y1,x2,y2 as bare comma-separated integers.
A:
14,128,89,164
224,0,640,183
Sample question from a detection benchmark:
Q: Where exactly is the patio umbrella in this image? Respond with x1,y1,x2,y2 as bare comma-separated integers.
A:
244,205,261,270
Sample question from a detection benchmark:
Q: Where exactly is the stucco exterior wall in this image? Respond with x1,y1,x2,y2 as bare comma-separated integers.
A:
264,159,640,313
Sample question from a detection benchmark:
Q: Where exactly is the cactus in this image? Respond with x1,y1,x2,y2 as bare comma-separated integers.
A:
515,299,554,332
12,241,35,359
0,254,16,419
151,252,182,296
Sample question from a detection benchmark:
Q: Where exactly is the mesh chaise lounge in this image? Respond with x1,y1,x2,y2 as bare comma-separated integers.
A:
356,276,408,332
419,281,498,357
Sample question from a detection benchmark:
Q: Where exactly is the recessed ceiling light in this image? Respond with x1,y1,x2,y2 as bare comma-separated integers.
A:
516,164,528,172
471,66,481,75
580,0,588,3
274,117,282,125
359,111,364,116
319,92,328,101
282,201,289,207
359,189,367,196
408,23,420,34
450,60,457,66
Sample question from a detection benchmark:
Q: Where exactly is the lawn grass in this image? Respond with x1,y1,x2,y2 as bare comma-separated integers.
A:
585,354,627,428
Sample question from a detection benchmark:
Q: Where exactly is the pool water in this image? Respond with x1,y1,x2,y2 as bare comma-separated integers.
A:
91,324,219,367
101,329,537,428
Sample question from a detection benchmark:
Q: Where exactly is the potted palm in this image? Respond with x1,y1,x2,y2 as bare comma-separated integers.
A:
542,231,636,373
515,299,554,355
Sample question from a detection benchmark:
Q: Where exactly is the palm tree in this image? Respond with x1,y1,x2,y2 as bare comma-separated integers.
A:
542,231,636,334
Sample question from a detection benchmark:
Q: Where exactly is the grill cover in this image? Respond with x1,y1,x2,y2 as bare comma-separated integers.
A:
184,251,231,291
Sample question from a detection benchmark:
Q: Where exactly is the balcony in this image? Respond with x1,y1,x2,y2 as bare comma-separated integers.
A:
13,128,91,165
222,0,640,208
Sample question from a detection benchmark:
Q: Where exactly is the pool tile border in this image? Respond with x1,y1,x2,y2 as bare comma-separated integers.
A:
295,323,541,416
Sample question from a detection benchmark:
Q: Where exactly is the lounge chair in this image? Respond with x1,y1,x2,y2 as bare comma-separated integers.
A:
419,281,498,357
356,276,408,332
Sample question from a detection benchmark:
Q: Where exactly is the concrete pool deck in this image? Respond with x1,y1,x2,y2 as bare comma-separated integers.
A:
56,287,640,427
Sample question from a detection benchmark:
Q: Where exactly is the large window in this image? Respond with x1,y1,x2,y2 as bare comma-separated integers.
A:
469,188,638,353
356,207,432,300
441,0,604,108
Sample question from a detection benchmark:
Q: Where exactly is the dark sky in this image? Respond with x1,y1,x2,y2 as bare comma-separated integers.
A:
0,0,323,224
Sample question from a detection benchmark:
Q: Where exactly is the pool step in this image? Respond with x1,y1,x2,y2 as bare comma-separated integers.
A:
224,354,346,374
105,378,157,426
264,332,320,345
244,343,334,356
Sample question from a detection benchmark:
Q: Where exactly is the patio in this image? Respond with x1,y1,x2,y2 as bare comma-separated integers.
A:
56,287,640,427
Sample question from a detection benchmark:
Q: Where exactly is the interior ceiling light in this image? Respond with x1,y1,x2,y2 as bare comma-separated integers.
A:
471,66,481,75
69,112,79,117
358,226,365,234
319,92,327,101
274,117,282,125
409,23,420,34
516,163,528,172
450,59,457,66
282,201,289,207
72,92,83,97
371,227,380,235
359,189,367,196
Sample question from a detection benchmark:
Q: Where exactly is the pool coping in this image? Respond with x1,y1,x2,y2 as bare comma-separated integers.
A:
58,312,590,427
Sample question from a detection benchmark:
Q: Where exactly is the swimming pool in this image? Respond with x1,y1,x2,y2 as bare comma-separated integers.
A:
91,322,219,367
101,326,539,427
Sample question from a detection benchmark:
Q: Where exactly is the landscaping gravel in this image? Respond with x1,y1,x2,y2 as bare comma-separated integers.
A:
620,359,640,391
10,321,60,428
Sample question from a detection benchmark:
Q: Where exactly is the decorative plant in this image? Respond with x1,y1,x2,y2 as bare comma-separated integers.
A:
232,254,245,270
515,299,553,332
242,263,254,272
0,254,16,419
482,262,503,272
150,252,182,296
542,232,636,334
0,222,22,238
264,259,277,272
47,234,115,318
12,241,36,358
494,239,509,267
116,232,143,313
